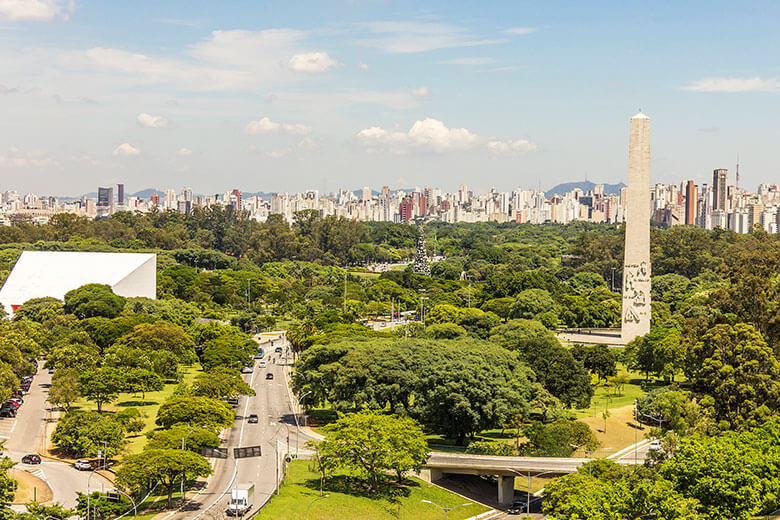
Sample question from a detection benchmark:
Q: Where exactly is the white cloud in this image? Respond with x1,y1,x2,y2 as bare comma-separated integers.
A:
136,113,173,128
357,118,478,154
437,57,496,65
359,21,505,54
0,0,72,21
244,116,312,135
506,27,536,35
288,52,341,73
265,148,293,159
486,139,538,154
357,117,537,155
113,143,140,157
411,86,431,97
176,147,193,156
359,62,369,71
682,77,780,93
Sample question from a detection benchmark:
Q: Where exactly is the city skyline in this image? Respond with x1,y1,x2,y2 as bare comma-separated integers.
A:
1,1,780,194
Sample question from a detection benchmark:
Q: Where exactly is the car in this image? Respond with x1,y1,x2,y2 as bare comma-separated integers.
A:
258,361,267,368
226,398,240,408
247,414,258,423
241,365,253,374
48,368,54,374
253,353,263,359
74,459,92,471
265,373,274,380
0,408,16,418
274,346,282,353
21,454,41,464
648,440,663,451
506,502,526,514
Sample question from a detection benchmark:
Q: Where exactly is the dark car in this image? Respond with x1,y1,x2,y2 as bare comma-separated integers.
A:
21,454,41,464
506,502,526,515
247,414,258,423
274,346,282,353
265,373,274,380
0,408,16,418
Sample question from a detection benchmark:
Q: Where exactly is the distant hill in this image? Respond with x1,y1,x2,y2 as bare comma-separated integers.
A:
130,188,164,199
546,181,626,197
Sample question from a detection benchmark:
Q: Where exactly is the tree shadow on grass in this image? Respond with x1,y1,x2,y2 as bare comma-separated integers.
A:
118,400,158,407
301,475,418,503
479,431,515,440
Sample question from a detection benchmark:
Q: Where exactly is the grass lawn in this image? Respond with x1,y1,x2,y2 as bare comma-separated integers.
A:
259,460,490,520
69,364,201,455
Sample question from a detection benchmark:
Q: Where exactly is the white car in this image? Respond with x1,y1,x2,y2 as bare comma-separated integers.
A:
648,440,662,451
258,361,267,368
74,459,92,471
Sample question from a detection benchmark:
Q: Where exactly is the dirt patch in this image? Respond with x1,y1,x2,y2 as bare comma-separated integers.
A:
579,404,648,458
8,468,54,504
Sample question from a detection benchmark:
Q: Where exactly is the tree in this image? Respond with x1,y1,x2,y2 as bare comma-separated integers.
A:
688,323,780,429
125,369,163,404
0,457,15,506
523,419,599,457
199,334,255,371
509,288,556,320
146,425,220,452
79,367,125,412
64,284,126,319
625,327,684,383
116,449,211,507
426,322,467,339
190,368,255,399
572,344,617,382
51,411,126,457
317,411,429,492
25,501,75,520
490,319,593,408
608,373,631,397
12,296,64,323
49,369,81,411
156,396,234,429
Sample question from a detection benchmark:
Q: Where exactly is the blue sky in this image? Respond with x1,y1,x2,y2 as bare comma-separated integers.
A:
1,0,778,196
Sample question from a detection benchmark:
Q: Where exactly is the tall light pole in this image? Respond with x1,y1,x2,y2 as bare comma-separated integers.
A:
306,494,329,520
421,499,472,520
508,469,556,514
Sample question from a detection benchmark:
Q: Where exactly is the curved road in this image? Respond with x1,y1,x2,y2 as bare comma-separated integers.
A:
2,364,112,508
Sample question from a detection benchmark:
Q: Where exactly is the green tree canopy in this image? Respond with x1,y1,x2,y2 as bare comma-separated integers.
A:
64,284,126,319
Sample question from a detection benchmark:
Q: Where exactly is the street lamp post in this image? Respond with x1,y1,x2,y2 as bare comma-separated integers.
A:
179,426,211,496
293,390,312,457
421,499,472,520
507,469,556,515
112,488,138,520
306,494,329,520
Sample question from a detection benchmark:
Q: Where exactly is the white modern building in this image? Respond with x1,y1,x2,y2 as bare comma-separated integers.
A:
0,251,156,315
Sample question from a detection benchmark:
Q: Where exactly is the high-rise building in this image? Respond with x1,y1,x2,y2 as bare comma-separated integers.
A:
621,112,652,343
117,184,125,205
97,186,113,216
685,181,697,226
713,168,728,211
399,197,414,222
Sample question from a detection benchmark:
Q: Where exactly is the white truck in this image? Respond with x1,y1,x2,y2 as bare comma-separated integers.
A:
227,483,254,516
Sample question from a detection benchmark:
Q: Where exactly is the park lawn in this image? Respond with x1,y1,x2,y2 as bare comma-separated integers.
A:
70,364,201,455
259,460,490,520
346,270,381,280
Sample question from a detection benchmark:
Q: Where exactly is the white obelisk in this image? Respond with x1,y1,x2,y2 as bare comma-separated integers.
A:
621,112,651,342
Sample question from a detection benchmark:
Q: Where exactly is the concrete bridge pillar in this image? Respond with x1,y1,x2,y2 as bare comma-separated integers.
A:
497,475,515,504
418,467,444,483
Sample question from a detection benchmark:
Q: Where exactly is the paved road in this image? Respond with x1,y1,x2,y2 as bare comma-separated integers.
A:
2,364,111,508
165,335,317,520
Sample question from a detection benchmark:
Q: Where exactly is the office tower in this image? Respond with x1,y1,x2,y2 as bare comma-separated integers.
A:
621,112,652,343
117,184,124,205
181,187,193,202
97,186,113,216
361,186,371,202
399,197,414,222
713,168,728,211
685,181,697,226
150,193,160,206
